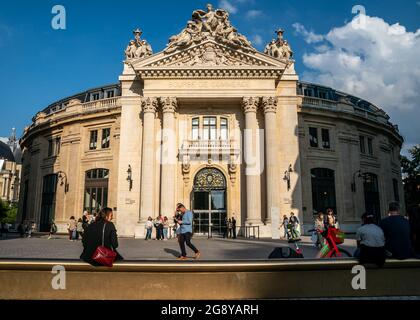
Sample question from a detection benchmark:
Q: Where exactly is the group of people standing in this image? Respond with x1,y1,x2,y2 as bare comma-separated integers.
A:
223,217,237,239
144,215,172,241
66,212,95,241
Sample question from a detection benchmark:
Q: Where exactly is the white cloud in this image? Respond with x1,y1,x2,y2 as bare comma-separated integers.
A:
292,23,324,44
297,16,420,148
246,10,263,19
218,0,238,14
251,34,263,46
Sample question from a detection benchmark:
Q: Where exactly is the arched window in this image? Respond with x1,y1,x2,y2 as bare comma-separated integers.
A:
311,168,337,215
84,169,109,214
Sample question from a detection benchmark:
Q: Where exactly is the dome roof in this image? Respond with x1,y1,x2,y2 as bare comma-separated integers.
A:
0,140,15,162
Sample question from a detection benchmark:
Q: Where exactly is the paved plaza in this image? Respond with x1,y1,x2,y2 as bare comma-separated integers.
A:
0,234,357,261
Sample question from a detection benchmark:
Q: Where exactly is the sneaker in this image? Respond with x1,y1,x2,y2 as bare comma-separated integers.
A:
178,256,188,261
48,236,51,240
194,251,201,260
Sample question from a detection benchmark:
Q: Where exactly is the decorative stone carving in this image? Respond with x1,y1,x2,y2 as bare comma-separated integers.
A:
262,96,278,113
242,97,260,113
194,168,226,190
141,97,158,113
164,4,255,54
264,29,293,60
160,97,177,113
124,28,153,60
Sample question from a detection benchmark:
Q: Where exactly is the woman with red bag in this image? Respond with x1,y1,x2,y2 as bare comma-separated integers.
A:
80,207,123,266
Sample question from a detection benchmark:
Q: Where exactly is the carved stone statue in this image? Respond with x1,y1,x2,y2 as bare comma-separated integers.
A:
124,28,153,60
164,4,255,54
264,28,293,60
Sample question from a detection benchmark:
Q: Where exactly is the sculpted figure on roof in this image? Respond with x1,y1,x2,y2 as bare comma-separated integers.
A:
164,4,255,53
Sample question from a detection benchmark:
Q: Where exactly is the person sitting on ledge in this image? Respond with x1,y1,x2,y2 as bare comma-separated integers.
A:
379,202,413,260
80,207,123,266
354,212,386,267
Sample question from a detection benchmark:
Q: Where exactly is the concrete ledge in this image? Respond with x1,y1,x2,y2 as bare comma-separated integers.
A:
0,259,419,300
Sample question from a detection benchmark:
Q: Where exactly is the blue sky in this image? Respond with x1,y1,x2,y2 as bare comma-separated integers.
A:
0,0,419,150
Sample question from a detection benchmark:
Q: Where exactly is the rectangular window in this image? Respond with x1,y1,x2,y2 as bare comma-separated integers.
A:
220,118,228,140
55,137,61,155
321,128,330,149
192,118,199,140
367,138,373,155
304,89,313,97
318,91,327,99
101,128,111,149
48,137,61,157
106,90,114,98
393,179,400,202
48,139,53,157
203,117,217,140
89,130,98,150
309,127,318,148
92,93,100,101
359,136,366,154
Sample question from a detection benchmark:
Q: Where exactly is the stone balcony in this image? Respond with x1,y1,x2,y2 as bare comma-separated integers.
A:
23,97,120,137
299,96,395,131
179,139,240,157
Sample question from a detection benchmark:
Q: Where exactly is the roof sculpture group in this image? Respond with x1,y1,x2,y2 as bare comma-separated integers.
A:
124,4,293,61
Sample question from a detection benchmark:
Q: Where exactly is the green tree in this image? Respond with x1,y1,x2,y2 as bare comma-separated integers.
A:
0,200,18,224
401,145,420,209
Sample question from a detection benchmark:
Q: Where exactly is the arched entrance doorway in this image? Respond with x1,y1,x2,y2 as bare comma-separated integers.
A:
192,168,227,236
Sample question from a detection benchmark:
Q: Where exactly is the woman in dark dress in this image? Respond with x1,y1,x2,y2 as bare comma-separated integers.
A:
80,207,123,266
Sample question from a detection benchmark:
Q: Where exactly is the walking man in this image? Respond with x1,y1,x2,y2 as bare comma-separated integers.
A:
176,203,201,260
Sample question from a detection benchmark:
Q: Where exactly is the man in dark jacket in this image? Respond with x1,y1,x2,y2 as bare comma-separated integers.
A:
80,208,123,266
379,202,413,260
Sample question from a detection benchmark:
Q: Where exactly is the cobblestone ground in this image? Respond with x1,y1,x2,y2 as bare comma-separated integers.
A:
0,233,356,260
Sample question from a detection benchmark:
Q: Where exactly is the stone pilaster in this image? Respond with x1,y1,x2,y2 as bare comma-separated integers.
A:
242,97,262,225
139,97,158,224
262,96,279,226
160,97,177,216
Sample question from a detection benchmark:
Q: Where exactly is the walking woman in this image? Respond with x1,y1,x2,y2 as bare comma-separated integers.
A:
80,207,123,266
68,216,77,241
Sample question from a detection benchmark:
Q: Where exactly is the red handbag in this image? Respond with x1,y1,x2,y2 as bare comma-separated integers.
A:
92,223,117,267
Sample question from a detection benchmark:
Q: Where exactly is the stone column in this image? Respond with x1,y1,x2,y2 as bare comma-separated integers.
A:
139,97,158,223
242,97,262,225
262,96,279,225
160,97,177,216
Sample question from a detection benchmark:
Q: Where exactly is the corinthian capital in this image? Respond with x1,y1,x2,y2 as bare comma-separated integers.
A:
242,97,260,113
141,97,158,113
262,96,278,113
160,97,178,113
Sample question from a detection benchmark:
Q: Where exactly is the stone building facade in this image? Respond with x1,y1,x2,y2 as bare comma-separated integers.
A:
17,6,404,237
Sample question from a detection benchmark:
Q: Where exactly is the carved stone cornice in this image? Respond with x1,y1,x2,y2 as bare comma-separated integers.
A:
262,96,278,114
160,97,178,113
242,97,260,113
141,97,158,113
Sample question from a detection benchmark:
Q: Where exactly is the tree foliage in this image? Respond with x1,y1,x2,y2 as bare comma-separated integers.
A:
401,145,420,209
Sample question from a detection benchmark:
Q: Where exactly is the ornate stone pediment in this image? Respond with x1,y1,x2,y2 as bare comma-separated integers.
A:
129,39,289,79
164,4,255,54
